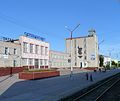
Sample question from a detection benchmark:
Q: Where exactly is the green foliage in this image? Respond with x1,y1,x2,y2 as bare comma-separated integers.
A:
111,61,116,66
111,61,118,68
99,55,104,67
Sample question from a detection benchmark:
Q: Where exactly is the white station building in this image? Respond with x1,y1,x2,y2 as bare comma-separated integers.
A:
19,33,49,69
0,33,50,69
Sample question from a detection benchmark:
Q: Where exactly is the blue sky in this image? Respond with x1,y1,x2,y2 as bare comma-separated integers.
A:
0,0,120,59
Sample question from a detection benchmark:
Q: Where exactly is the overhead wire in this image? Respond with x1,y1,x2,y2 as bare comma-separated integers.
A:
0,11,65,39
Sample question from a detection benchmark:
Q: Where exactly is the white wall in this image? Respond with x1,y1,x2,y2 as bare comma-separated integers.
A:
19,36,49,68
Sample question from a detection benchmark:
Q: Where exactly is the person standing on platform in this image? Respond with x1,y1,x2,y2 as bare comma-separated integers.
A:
90,74,93,82
86,73,89,80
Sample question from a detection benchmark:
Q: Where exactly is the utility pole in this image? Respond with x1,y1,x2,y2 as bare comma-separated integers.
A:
108,49,114,68
65,24,80,78
98,39,104,67
98,40,104,50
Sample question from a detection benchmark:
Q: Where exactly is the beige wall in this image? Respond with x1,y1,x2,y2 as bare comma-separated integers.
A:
66,31,99,68
0,41,21,67
49,50,70,68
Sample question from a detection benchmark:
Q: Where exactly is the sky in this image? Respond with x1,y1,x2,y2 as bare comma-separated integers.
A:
0,0,120,60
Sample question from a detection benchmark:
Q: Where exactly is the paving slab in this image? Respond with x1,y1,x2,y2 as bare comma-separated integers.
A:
0,69,120,101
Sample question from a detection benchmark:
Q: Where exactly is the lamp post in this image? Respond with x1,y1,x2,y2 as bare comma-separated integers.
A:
98,40,104,50
98,39,104,67
65,24,80,77
108,48,114,68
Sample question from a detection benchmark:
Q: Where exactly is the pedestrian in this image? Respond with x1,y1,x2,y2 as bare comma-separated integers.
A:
99,68,101,72
90,74,93,82
86,73,89,80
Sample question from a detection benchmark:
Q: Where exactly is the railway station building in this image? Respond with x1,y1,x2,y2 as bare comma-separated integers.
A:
65,29,99,68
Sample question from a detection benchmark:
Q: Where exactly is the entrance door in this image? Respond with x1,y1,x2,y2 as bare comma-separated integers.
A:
80,62,82,68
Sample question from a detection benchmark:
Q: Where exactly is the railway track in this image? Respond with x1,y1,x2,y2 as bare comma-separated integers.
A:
60,73,120,101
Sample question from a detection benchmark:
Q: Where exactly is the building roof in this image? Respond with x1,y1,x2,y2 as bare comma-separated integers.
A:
66,35,94,40
0,40,20,46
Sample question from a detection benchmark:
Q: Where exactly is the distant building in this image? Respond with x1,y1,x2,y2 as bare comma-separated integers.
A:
102,55,111,67
49,50,70,68
19,33,49,69
112,59,118,64
0,39,21,67
66,29,99,68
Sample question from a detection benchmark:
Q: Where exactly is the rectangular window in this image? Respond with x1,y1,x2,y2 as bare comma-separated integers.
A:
40,59,43,66
44,59,48,66
35,59,39,67
74,40,76,48
14,48,17,55
45,47,48,55
35,45,39,54
30,44,34,53
22,58,27,66
75,62,77,66
54,54,56,58
41,46,44,55
5,47,9,55
23,42,28,53
44,59,46,66
84,38,86,42
84,44,86,48
13,60,16,67
84,38,86,48
29,58,33,66
84,56,87,60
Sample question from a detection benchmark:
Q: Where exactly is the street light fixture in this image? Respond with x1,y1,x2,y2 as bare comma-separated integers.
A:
98,39,104,50
65,24,80,77
98,39,104,67
108,48,114,67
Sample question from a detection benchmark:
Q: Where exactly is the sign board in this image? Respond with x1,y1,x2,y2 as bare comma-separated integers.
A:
3,55,8,59
0,54,8,59
0,36,14,41
24,32,45,41
91,54,95,60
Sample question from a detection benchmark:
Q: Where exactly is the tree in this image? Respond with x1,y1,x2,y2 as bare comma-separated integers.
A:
99,55,104,67
111,61,117,68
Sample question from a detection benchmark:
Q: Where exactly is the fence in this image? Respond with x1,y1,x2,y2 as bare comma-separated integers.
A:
0,67,26,77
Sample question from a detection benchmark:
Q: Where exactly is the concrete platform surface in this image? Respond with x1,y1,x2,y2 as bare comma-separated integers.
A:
0,69,120,101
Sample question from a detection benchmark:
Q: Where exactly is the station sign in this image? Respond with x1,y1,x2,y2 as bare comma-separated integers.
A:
24,32,45,41
91,54,95,60
0,36,14,41
0,54,8,59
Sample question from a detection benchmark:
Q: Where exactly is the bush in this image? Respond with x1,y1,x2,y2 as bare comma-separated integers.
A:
23,69,57,73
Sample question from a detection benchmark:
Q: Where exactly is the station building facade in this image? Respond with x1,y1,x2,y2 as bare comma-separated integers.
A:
0,39,21,67
19,34,49,69
0,33,49,69
66,29,99,68
49,50,70,68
